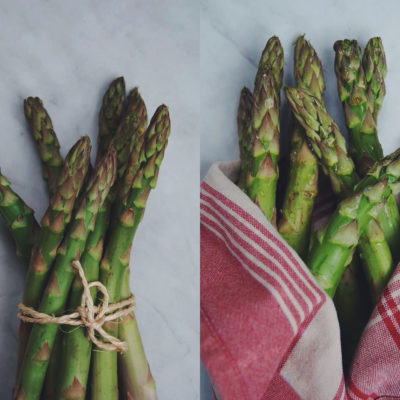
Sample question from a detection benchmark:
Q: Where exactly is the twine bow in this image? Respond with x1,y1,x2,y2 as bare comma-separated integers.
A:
18,260,135,352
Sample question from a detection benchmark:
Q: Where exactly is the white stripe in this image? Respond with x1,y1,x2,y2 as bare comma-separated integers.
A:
201,190,322,305
201,204,307,321
201,218,298,333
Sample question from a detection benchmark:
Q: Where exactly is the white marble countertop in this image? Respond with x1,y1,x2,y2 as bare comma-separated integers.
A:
201,0,400,397
0,1,199,399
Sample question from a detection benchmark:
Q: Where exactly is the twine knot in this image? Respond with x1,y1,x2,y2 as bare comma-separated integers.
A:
18,260,135,352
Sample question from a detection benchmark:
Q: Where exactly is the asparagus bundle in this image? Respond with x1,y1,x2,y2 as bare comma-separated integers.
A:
0,77,172,399
14,147,117,400
56,87,148,399
24,97,64,197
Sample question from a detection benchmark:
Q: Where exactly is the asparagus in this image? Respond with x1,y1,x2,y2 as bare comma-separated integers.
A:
118,268,156,399
362,37,387,120
56,88,148,400
237,87,253,190
14,147,117,400
254,36,284,90
244,37,283,224
308,148,400,296
96,77,126,162
91,105,169,400
24,97,64,196
15,137,91,379
284,86,358,195
334,39,383,175
278,36,321,257
285,86,394,301
245,72,281,223
0,173,39,265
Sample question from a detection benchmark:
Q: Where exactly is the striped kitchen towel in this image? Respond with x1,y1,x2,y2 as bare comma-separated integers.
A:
200,161,400,400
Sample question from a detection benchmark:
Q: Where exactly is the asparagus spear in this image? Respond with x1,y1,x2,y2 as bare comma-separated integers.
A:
91,105,169,400
254,36,284,90
285,86,358,195
334,39,383,175
245,37,283,224
14,147,117,400
56,88,148,400
362,37,387,120
96,77,126,162
245,72,281,223
308,148,400,297
0,173,39,265
237,87,253,190
24,97,64,196
278,36,321,257
15,137,91,379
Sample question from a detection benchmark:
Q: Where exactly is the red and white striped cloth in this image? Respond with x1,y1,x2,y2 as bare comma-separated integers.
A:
200,161,400,400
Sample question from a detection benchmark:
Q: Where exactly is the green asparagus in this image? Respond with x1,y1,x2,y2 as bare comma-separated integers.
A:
278,36,321,257
15,136,91,379
334,39,383,175
24,97,64,196
57,88,148,400
14,147,117,400
308,148,400,296
0,173,39,266
96,77,126,162
237,87,253,190
91,105,169,400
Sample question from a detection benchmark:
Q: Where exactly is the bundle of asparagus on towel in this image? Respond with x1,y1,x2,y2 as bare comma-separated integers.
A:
0,77,170,399
236,35,397,369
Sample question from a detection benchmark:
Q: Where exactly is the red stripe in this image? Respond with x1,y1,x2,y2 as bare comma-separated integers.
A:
200,197,320,313
377,290,400,350
201,214,303,325
333,375,346,400
201,187,322,302
347,377,371,400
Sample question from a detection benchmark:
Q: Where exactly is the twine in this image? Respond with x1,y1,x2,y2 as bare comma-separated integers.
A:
17,260,135,352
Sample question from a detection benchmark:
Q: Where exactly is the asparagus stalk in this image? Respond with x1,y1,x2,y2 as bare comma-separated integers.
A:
15,137,91,379
14,147,117,400
237,87,253,190
308,148,400,296
0,173,39,265
333,254,370,371
362,37,387,120
245,72,281,223
56,88,148,400
118,268,157,399
96,77,126,162
278,36,321,257
333,39,383,175
24,97,64,196
245,37,283,224
91,105,169,400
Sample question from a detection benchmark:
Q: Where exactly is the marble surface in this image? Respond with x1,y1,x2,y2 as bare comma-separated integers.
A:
0,1,199,399
201,0,400,397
